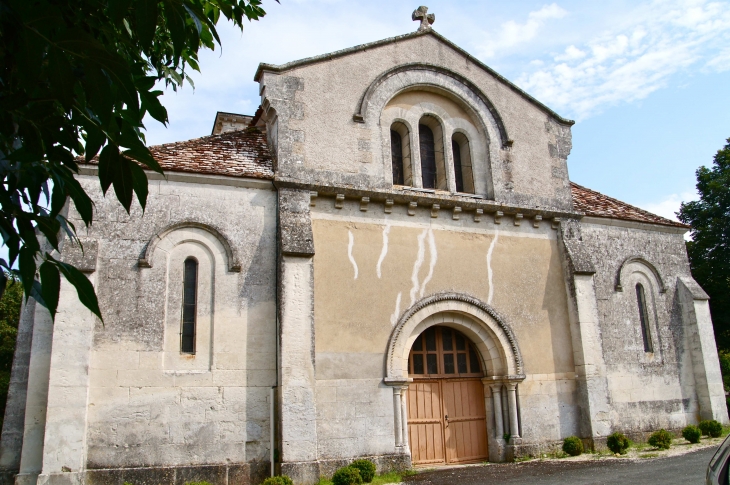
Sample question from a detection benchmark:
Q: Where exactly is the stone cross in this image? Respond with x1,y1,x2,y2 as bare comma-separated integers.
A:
412,6,435,31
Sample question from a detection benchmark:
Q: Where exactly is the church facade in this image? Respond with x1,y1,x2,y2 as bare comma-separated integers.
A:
1,8,727,485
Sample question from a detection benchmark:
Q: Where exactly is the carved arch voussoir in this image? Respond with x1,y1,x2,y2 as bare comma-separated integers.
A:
615,256,666,293
354,63,511,149
385,292,524,381
139,221,241,272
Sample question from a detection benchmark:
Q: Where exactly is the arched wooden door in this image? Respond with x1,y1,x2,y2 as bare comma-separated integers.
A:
407,326,488,465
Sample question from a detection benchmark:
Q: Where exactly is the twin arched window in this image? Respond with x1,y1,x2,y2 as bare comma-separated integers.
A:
181,257,198,354
391,117,474,193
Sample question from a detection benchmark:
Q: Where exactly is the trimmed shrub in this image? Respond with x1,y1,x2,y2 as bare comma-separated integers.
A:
682,425,702,444
349,460,376,483
562,436,583,456
606,432,630,454
648,429,673,450
699,420,723,438
332,466,362,485
261,478,293,485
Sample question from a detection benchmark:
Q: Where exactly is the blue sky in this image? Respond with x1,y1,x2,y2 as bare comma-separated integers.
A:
144,0,730,220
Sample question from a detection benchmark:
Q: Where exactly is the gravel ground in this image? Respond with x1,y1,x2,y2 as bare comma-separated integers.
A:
402,445,718,484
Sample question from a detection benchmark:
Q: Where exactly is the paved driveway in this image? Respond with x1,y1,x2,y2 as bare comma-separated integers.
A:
403,446,717,485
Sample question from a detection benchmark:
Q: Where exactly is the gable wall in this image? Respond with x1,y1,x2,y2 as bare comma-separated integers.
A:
259,33,573,211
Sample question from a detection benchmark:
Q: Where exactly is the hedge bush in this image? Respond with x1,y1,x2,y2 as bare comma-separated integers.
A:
349,460,376,483
682,425,702,444
606,432,630,454
648,429,673,450
332,466,362,485
562,436,583,456
699,420,723,438
260,477,293,485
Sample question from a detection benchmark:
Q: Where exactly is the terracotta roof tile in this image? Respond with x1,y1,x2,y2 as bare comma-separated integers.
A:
146,128,273,179
571,182,688,228
84,128,273,180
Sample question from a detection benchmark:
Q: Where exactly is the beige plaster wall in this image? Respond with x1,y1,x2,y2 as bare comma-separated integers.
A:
310,200,577,452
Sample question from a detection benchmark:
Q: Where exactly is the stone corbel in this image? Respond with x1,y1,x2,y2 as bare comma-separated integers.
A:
384,199,394,214
408,202,418,216
452,207,462,220
494,211,503,224
431,204,440,218
513,213,523,226
474,208,483,223
360,197,370,212
532,215,542,228
335,193,345,209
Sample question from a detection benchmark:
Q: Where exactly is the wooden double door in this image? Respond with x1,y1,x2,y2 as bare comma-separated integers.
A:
406,325,489,465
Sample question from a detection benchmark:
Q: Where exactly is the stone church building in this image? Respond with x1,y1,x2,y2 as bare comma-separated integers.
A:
1,7,727,485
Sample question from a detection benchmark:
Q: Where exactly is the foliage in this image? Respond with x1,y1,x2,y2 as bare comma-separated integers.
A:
260,477,293,485
678,138,730,349
184,482,214,485
348,460,375,483
682,425,702,444
562,436,583,456
606,432,630,455
648,429,673,450
0,0,275,320
0,275,22,427
699,420,723,438
331,466,362,485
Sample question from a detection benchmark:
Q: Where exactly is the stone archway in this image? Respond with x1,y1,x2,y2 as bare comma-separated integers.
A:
384,293,525,463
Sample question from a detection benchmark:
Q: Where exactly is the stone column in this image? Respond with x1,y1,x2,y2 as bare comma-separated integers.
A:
443,135,457,193
278,189,318,485
400,386,410,453
392,388,403,447
490,384,504,439
410,128,423,188
506,383,520,439
677,277,729,422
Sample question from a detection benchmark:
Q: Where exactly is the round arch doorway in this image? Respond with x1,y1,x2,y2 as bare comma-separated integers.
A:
407,325,488,465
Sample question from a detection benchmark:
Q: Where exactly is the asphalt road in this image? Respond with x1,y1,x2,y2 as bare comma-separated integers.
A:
404,446,718,485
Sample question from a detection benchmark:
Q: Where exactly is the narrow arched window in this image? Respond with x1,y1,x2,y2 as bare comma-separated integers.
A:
419,124,437,189
636,283,653,352
391,129,405,185
181,258,198,354
452,133,475,193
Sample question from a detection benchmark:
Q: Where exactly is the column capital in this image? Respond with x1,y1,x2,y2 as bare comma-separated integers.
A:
383,377,412,387
482,374,525,385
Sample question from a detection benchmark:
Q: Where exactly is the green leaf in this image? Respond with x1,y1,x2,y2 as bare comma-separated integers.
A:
113,156,135,212
49,256,103,322
39,261,60,319
129,160,149,210
135,0,160,51
139,89,168,124
17,247,36,303
98,144,118,194
85,126,106,163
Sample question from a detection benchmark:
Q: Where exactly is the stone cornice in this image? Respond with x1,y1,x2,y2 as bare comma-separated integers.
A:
275,176,582,223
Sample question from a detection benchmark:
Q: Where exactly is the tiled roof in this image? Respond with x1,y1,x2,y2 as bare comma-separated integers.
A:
145,128,273,179
84,128,274,180
571,182,688,228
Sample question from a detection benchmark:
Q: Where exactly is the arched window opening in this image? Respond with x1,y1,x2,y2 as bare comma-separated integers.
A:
181,258,198,354
452,132,475,194
408,326,483,377
390,122,412,186
636,283,653,353
419,117,447,191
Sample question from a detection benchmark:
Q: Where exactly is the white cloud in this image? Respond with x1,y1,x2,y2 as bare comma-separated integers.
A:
640,190,698,222
514,0,730,119
479,4,568,58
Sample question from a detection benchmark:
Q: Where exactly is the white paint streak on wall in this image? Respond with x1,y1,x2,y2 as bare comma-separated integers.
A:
410,229,428,305
487,229,499,305
390,292,402,326
419,229,437,298
376,224,391,279
348,230,358,279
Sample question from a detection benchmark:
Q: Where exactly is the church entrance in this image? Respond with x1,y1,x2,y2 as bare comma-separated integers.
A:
406,326,488,465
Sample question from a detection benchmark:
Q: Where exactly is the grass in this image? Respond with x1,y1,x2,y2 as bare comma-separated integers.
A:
315,470,416,485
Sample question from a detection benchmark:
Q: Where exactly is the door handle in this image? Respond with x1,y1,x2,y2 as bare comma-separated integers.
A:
445,414,449,427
